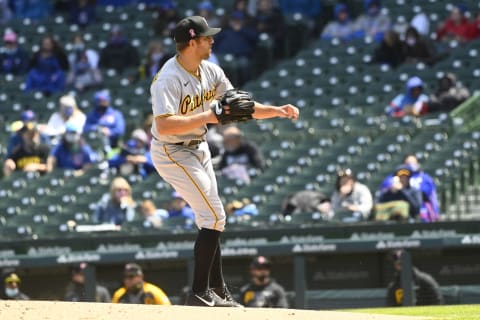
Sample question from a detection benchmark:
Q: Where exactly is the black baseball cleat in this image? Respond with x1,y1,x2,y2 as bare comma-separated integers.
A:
185,290,217,307
212,287,244,307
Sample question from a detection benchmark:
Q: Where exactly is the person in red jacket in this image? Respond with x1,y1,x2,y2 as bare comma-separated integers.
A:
436,5,473,42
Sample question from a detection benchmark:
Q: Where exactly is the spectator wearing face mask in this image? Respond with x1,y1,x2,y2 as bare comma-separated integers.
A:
107,128,154,179
240,256,288,308
6,110,38,156
67,35,102,92
1,272,29,300
47,123,97,174
44,94,87,139
403,26,437,65
0,30,29,75
83,90,126,150
329,168,373,221
354,0,391,42
321,3,360,41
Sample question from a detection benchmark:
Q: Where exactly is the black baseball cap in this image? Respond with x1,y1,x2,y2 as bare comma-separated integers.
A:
124,263,143,276
250,256,271,270
173,16,221,43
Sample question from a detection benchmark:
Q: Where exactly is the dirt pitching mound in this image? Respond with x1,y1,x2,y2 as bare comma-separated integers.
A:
0,300,426,320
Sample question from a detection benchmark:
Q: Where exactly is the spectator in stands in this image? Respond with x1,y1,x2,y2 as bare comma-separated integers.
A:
0,0,12,25
92,177,136,225
99,24,140,73
137,40,171,80
376,165,423,221
436,5,473,43
354,0,391,42
372,30,406,68
255,0,286,58
403,155,440,222
47,122,97,174
153,0,179,37
70,0,96,29
12,0,52,21
0,30,29,75
321,3,360,42
140,200,168,228
167,191,195,220
329,168,373,221
3,122,50,177
25,35,69,95
31,35,69,70
6,110,37,156
43,94,86,140
83,89,126,151
240,256,288,308
68,34,99,70
64,262,111,302
107,128,154,179
428,73,470,113
197,1,221,28
67,36,102,92
380,155,440,223
214,10,258,85
280,190,331,218
387,250,443,306
218,126,264,184
226,198,259,218
112,263,171,305
386,76,429,117
1,272,29,300
403,26,437,65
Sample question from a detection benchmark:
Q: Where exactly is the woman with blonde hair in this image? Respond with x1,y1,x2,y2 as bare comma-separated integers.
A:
43,94,86,138
93,177,136,225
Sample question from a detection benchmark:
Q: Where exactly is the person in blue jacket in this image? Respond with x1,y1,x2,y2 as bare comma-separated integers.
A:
107,128,154,179
0,30,29,75
321,3,362,41
47,122,98,173
386,76,429,117
379,155,440,222
83,89,125,150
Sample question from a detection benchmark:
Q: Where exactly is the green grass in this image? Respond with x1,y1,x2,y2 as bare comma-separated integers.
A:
353,304,480,320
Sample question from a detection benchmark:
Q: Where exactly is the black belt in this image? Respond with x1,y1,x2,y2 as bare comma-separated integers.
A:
175,140,203,147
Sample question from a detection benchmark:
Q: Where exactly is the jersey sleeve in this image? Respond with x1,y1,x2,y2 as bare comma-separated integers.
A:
146,283,172,305
212,64,234,99
111,288,126,303
151,77,181,117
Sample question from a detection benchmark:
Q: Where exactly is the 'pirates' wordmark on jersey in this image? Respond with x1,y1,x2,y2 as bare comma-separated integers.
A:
179,88,216,115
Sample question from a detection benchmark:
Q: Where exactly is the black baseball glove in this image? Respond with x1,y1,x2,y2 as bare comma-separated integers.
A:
211,89,255,125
